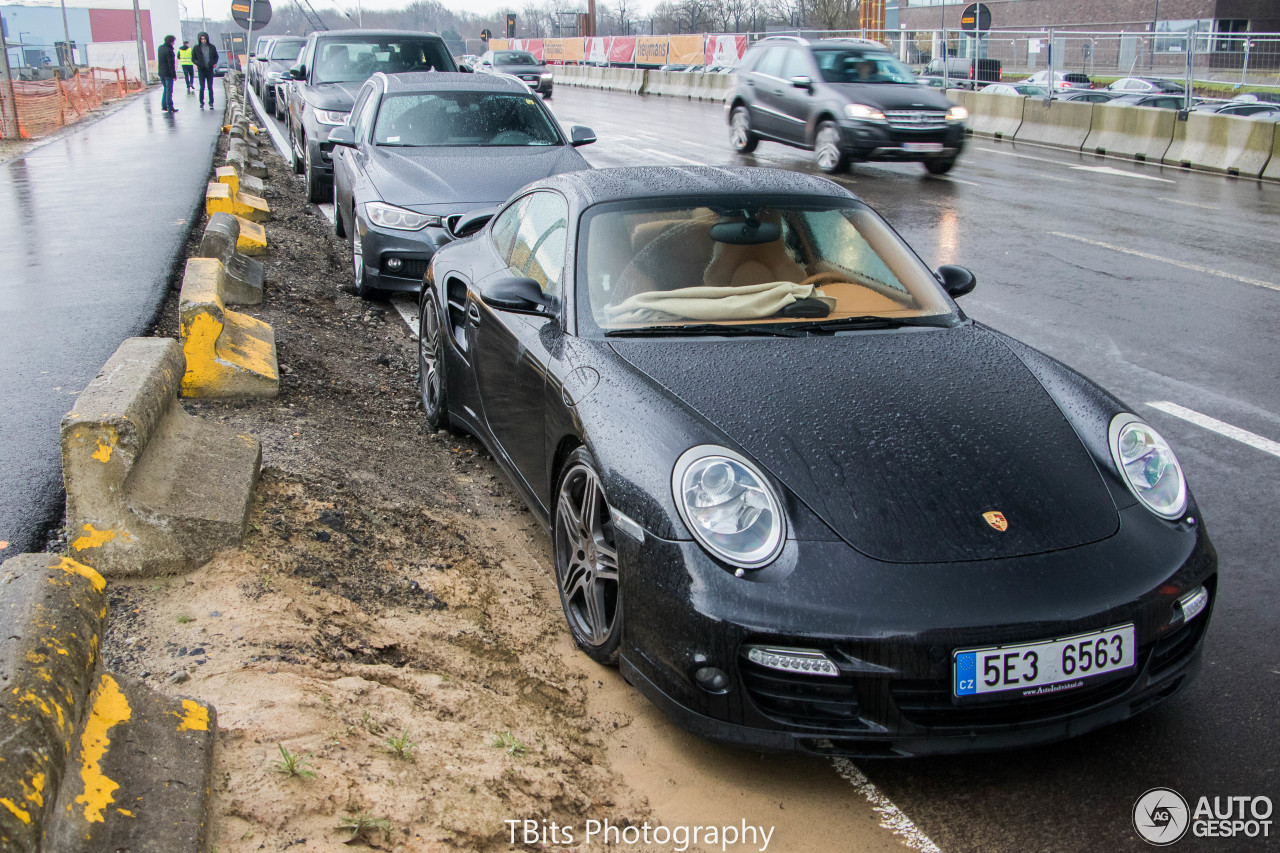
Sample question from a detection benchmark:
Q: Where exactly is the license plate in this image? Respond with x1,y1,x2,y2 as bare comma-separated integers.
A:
954,624,1136,698
903,142,944,153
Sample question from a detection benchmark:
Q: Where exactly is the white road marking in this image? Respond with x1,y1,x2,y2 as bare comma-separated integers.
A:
639,146,706,166
388,294,419,338
832,759,942,853
246,87,290,159
1070,165,1175,183
1146,402,1280,459
940,176,980,186
316,202,336,225
1160,197,1219,210
1049,232,1280,293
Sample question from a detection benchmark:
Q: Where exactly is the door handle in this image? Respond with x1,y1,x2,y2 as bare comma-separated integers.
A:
467,303,482,325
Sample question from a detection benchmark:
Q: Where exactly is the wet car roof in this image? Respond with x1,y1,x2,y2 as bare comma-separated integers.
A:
535,166,855,208
381,72,530,93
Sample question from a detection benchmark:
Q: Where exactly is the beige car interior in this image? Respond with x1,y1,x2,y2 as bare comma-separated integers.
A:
589,207,945,327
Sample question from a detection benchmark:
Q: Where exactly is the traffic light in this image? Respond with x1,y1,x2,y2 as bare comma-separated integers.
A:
506,13,516,38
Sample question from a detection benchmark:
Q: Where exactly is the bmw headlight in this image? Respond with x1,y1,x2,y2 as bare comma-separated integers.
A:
1108,414,1187,519
946,105,969,121
314,108,350,126
365,201,441,231
843,103,886,121
672,446,785,569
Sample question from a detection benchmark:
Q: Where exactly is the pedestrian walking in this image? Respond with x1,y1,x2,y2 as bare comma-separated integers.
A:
193,32,219,110
179,40,195,92
157,35,179,113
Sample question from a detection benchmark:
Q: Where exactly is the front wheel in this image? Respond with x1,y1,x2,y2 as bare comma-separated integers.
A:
333,182,346,238
729,106,758,153
351,213,371,298
814,121,848,174
418,293,450,430
304,143,328,203
554,450,622,665
924,157,957,175
289,127,304,174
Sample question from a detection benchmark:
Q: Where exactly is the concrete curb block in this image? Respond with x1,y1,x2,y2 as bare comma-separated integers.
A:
199,213,265,305
216,164,265,197
179,258,280,399
0,553,107,851
227,138,267,179
970,91,1025,139
1162,111,1276,177
233,215,268,256
1082,102,1177,162
62,337,263,575
1014,99,1094,150
206,182,270,223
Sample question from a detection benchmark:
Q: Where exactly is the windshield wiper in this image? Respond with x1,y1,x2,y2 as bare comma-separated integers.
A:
783,315,954,333
605,323,806,338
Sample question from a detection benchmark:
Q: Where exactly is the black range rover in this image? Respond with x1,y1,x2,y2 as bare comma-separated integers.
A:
727,36,969,174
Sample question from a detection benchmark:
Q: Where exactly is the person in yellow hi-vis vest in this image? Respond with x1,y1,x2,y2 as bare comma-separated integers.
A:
179,40,194,92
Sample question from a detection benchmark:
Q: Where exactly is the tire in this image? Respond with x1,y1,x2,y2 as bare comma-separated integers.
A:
418,292,450,431
333,182,346,238
924,157,957,175
304,142,328,203
729,105,758,153
289,127,304,174
553,449,622,665
351,210,371,298
814,120,848,174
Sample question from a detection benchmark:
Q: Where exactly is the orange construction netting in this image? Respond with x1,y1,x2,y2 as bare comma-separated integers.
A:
0,68,145,140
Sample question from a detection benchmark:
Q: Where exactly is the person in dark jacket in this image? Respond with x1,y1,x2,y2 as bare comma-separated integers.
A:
157,35,178,113
192,32,219,109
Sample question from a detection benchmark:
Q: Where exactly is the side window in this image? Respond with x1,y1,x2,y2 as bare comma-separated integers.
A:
349,87,371,130
754,48,784,79
507,192,569,294
301,40,315,77
491,195,532,263
353,86,379,140
780,48,809,80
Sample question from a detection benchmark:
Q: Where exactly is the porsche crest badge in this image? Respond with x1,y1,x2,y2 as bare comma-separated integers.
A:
983,511,1008,532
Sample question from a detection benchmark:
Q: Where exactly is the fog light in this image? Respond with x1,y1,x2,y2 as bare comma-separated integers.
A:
1177,586,1209,624
694,666,730,693
744,646,839,677
385,258,404,271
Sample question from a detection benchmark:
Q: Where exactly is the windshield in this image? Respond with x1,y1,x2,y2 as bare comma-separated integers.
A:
374,92,561,147
494,51,538,66
314,38,454,84
813,49,915,84
270,40,303,62
579,199,955,334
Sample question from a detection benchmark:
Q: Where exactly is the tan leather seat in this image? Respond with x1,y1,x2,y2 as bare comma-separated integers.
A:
703,238,807,287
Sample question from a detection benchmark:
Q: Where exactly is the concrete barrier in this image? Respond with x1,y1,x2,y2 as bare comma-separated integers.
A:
554,65,587,86
969,91,1025,139
0,551,218,852
1162,111,1276,177
227,138,267,179
215,163,265,198
1014,98,1094,150
1264,129,1280,181
198,213,265,305
1082,103,1177,162
234,215,268,256
646,70,695,98
205,181,270,223
690,73,733,102
179,257,280,398
62,336,263,574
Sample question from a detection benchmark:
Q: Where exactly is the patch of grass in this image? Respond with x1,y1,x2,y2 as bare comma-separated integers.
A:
360,711,384,734
337,811,390,842
175,614,194,624
271,743,317,779
384,730,417,761
258,572,273,591
492,730,527,757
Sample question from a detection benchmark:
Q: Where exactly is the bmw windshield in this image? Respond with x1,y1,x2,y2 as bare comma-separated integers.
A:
374,92,562,147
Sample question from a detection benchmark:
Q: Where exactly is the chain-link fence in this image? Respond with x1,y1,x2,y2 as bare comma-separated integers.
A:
0,68,145,140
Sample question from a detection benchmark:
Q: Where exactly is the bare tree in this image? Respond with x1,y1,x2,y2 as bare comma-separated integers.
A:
808,0,857,31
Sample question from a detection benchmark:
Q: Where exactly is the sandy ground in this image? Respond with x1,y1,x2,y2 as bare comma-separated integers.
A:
94,113,915,853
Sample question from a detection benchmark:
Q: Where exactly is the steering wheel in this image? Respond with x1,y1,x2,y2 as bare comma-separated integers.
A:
408,63,436,72
798,271,848,287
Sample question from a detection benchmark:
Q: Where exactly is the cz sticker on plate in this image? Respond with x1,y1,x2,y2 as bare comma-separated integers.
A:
953,624,1136,698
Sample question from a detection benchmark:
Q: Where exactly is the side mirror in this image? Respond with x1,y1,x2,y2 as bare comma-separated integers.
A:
790,75,814,90
937,264,976,298
539,59,547,66
289,64,306,80
457,62,473,73
480,276,558,315
569,125,597,147
447,206,498,239
327,125,357,148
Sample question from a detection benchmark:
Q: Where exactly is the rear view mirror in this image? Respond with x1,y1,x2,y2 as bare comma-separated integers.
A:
937,264,976,298
711,220,781,245
447,206,498,239
480,276,558,315
569,125,596,147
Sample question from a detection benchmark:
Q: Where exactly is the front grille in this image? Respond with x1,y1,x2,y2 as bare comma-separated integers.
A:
883,110,948,130
383,258,430,280
1150,614,1208,676
740,659,863,730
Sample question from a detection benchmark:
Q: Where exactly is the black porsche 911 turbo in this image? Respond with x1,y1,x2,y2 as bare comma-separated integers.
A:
417,166,1217,757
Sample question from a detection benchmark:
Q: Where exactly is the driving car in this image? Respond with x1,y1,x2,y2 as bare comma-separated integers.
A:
922,56,1002,87
1022,70,1092,91
1107,77,1185,94
728,36,968,175
475,49,553,97
1108,93,1185,110
1191,100,1280,118
213,59,229,77
980,82,1050,97
328,72,594,297
287,29,459,202
257,35,305,114
416,165,1217,757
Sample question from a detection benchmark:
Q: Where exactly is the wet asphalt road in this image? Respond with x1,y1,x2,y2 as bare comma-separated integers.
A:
542,88,1280,852
0,85,223,558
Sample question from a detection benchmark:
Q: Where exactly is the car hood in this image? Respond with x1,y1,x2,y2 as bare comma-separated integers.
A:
827,83,954,111
367,145,588,206
305,81,363,111
608,324,1119,563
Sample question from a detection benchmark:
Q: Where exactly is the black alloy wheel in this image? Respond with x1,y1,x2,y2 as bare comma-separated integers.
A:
333,181,346,238
417,293,450,431
730,105,758,153
554,450,622,664
350,209,370,297
304,142,327,203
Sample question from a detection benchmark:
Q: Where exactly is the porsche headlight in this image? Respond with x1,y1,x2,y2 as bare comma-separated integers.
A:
843,103,886,121
673,446,785,569
365,201,441,231
1109,414,1187,519
314,108,350,126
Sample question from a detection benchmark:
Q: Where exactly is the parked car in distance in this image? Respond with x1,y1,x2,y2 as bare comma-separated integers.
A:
728,36,968,175
1107,77,1185,94
1191,100,1280,118
417,164,1217,757
258,35,305,114
981,82,1050,97
1108,93,1185,110
327,72,594,296
1022,70,1092,90
475,49,552,97
213,59,229,77
923,56,1002,86
1058,90,1119,103
248,36,277,95
288,30,459,202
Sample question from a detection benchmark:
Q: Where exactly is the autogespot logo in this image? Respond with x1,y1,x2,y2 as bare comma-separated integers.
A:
1134,788,1191,846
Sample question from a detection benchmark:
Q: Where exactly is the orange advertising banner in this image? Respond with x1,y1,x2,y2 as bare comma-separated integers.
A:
636,36,668,64
667,35,705,65
488,39,510,50
544,39,566,61
562,38,586,62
